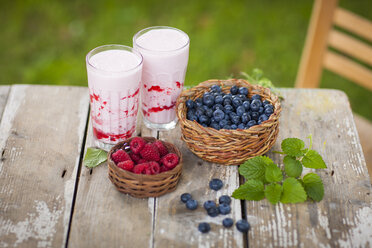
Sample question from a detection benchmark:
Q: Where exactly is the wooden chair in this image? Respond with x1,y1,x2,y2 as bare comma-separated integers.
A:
295,0,372,181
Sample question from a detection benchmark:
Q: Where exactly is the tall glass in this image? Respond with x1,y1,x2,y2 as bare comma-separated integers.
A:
86,44,143,150
133,26,190,130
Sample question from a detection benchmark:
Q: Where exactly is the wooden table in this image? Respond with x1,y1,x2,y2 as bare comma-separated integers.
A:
0,85,371,248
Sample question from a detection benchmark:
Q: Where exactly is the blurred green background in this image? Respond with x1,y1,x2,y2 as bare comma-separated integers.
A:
1,0,371,120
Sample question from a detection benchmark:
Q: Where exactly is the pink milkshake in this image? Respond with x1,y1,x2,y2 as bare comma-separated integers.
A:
86,45,143,150
133,26,189,130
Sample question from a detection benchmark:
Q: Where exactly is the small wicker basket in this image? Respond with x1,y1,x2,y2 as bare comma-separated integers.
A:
176,79,281,165
108,137,182,198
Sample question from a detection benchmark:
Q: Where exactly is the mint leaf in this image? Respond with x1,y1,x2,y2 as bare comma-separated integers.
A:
283,155,303,178
280,178,307,204
265,163,283,183
302,150,327,169
281,138,306,157
239,156,273,181
303,173,324,202
232,179,265,201
83,148,107,168
265,183,283,205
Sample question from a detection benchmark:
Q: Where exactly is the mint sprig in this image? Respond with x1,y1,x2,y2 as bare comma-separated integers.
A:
83,148,108,168
232,135,327,204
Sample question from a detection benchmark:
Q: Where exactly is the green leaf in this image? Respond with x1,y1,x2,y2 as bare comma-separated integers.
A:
280,178,307,204
283,155,303,178
83,148,107,168
265,183,283,205
232,179,265,201
252,68,263,80
239,156,273,181
302,150,327,169
265,163,283,183
281,138,306,157
303,173,324,202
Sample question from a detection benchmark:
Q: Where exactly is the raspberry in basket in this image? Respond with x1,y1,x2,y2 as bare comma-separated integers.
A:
130,137,146,154
133,163,149,174
117,160,134,171
140,143,160,162
161,153,179,169
112,149,131,164
153,140,168,156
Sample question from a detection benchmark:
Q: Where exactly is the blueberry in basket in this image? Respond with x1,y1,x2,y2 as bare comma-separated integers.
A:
185,84,274,130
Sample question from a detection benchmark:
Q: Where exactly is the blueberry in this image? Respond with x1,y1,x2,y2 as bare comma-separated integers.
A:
195,107,205,117
210,122,220,130
242,101,250,111
213,109,225,122
232,98,242,108
247,120,257,128
222,218,234,228
215,95,224,104
223,125,231,130
230,85,239,95
198,222,211,233
203,200,217,210
258,106,264,114
264,107,274,115
258,114,268,123
238,87,249,96
250,99,262,112
209,178,223,191
195,98,203,107
236,219,251,232
224,104,234,113
213,103,224,111
223,94,232,100
251,112,259,121
180,193,192,203
238,123,245,129
251,94,261,100
223,99,232,106
203,94,215,107
186,199,198,210
219,195,232,205
186,99,195,109
236,106,245,117
210,85,222,93
205,108,213,118
263,100,271,106
199,115,210,124
231,124,237,129
218,203,231,215
238,94,248,101
201,123,208,127
241,112,251,124
207,206,219,217
230,114,241,125
219,119,228,128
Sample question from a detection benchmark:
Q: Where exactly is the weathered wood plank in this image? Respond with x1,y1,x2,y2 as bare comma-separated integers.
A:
68,113,155,247
246,89,372,247
0,86,10,121
152,124,244,248
0,85,89,248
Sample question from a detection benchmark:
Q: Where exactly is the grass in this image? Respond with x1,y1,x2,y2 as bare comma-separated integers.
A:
0,0,371,120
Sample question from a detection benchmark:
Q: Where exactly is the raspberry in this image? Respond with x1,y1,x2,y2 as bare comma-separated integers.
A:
153,140,168,156
129,153,141,163
133,163,149,174
130,137,147,154
140,143,160,162
160,165,170,173
149,161,160,174
117,160,134,171
137,158,147,164
111,149,131,164
160,153,179,169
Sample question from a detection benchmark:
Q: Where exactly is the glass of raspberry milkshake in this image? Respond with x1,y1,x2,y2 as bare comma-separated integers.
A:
86,44,143,150
133,26,190,130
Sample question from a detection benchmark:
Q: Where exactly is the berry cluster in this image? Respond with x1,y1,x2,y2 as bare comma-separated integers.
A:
186,85,274,130
180,178,251,234
111,137,179,175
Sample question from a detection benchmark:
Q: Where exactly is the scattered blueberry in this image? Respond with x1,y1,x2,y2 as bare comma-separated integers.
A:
238,87,249,96
219,195,232,205
236,219,251,232
180,193,192,203
207,206,219,217
218,203,231,215
186,199,198,210
209,179,223,191
198,222,211,233
203,200,217,210
222,218,234,228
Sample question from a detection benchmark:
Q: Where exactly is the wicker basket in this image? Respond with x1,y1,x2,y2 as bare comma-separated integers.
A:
108,137,183,198
176,79,281,165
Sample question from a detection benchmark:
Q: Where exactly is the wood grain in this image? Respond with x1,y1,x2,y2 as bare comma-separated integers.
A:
0,85,89,248
246,89,372,247
0,86,10,121
68,112,156,248
152,125,244,248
